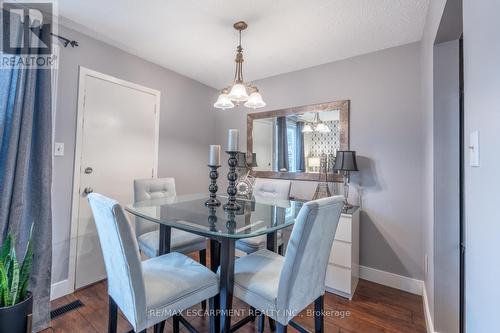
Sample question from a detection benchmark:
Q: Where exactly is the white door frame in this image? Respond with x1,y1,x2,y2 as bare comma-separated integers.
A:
66,66,160,295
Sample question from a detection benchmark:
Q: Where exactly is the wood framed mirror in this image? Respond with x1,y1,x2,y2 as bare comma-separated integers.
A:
247,100,350,182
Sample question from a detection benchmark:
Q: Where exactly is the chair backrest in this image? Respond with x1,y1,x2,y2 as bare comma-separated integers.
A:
253,178,291,200
87,193,146,331
277,195,344,324
133,178,176,237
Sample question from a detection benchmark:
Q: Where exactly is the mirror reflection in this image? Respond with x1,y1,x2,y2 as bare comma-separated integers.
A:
252,109,341,173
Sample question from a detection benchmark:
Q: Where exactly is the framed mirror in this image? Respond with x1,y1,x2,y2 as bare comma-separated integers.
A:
247,100,349,182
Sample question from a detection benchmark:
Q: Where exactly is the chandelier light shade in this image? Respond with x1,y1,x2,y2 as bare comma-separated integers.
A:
315,122,331,133
214,21,266,110
213,89,235,110
228,83,249,102
244,88,266,109
302,123,314,133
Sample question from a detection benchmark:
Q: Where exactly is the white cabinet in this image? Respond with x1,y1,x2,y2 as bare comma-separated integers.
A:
325,207,360,299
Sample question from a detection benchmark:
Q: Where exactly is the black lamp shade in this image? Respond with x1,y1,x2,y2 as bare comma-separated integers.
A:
236,152,247,168
251,153,258,167
333,151,359,171
237,152,258,168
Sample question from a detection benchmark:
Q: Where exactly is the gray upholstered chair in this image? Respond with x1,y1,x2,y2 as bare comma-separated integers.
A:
232,195,345,333
87,193,219,333
236,178,291,255
134,178,207,260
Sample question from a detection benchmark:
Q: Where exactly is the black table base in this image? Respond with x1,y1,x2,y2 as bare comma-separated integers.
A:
158,227,281,333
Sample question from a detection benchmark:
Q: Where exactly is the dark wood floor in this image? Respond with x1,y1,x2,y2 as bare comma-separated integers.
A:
41,252,426,333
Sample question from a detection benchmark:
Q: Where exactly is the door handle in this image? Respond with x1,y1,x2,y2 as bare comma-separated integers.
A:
84,167,93,174
83,187,93,195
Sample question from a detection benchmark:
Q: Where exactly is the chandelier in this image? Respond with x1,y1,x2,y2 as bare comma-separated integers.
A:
302,113,331,133
214,21,266,110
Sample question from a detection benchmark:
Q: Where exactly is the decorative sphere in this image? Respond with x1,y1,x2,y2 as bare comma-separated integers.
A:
210,170,218,179
228,158,238,167
227,187,237,196
209,184,218,192
227,173,237,181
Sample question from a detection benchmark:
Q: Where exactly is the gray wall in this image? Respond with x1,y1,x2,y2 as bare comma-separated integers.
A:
420,0,447,323
52,25,217,283
216,42,425,279
463,0,500,331
433,39,460,333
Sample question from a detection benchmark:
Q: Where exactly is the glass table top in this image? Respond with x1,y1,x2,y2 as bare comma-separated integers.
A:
125,193,304,239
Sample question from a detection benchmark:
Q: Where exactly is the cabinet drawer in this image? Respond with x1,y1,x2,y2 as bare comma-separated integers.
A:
330,240,351,268
334,216,351,242
325,264,351,294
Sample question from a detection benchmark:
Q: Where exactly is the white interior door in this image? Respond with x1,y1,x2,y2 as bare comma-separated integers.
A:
74,69,159,289
253,119,274,171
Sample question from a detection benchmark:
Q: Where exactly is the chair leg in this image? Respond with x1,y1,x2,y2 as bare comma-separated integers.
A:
257,313,265,333
250,306,256,322
199,249,207,311
314,295,324,333
268,317,276,331
276,322,288,333
173,314,180,333
278,244,284,255
209,297,218,333
154,320,165,333
108,296,118,333
199,248,207,265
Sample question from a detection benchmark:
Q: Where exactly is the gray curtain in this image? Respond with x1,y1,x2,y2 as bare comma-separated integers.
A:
276,117,289,171
0,12,52,332
295,122,305,172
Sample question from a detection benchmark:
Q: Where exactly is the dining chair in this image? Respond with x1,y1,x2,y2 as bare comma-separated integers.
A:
235,178,291,255
87,193,219,333
134,178,207,260
231,195,345,333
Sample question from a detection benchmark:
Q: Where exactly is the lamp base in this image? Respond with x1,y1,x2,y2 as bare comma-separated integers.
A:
313,182,331,200
343,201,353,208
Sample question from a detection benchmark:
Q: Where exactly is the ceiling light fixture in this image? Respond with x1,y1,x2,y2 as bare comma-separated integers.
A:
214,21,266,110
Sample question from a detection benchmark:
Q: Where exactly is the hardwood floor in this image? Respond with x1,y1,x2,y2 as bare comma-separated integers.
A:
41,251,426,333
40,278,426,333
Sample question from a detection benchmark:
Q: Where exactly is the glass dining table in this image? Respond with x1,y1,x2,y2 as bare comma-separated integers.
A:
125,193,304,333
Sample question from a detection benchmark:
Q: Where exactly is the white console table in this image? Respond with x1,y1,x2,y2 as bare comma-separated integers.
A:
325,206,360,300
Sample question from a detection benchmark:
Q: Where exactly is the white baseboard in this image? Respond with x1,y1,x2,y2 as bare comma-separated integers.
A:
50,279,73,300
422,283,437,333
359,265,423,295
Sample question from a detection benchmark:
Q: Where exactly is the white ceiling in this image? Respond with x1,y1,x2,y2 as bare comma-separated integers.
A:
58,0,429,89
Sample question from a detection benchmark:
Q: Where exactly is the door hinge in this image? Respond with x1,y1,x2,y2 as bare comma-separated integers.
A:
152,168,154,178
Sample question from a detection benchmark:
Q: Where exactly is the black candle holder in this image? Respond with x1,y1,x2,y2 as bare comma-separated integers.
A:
226,210,236,234
224,151,241,211
205,165,221,207
208,207,218,231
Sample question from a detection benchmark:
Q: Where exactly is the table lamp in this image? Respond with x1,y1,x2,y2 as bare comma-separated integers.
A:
308,156,321,172
333,151,359,209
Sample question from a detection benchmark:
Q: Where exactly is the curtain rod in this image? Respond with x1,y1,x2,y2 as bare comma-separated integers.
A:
50,33,78,48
